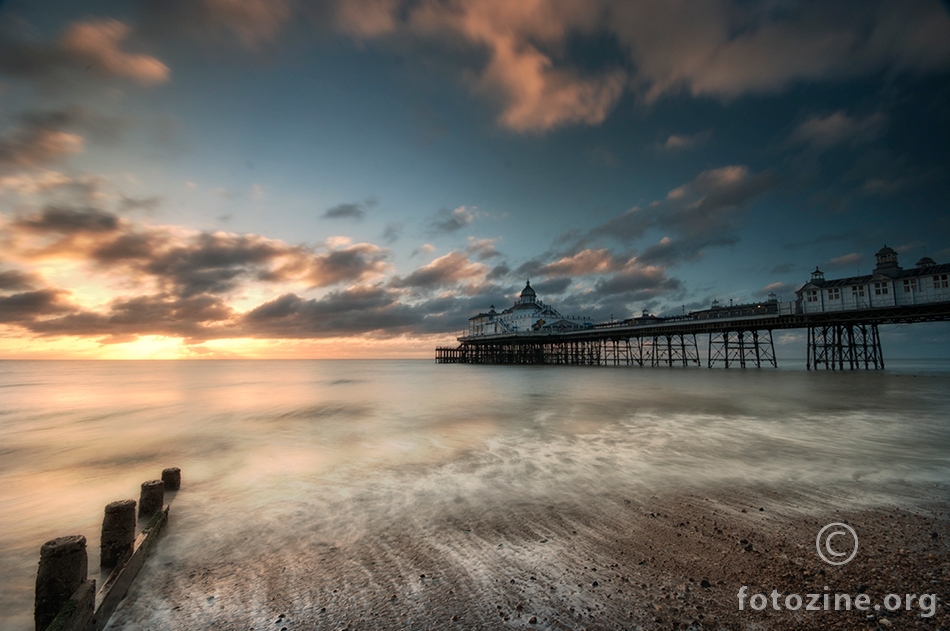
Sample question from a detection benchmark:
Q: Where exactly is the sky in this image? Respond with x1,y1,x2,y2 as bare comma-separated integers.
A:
0,0,949,359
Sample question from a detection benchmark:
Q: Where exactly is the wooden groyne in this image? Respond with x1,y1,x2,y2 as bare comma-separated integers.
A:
34,467,180,631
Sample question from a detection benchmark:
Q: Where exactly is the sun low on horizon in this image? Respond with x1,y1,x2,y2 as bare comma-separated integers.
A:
1,0,950,359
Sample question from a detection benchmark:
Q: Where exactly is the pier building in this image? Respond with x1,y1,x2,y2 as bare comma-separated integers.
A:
797,246,950,313
468,280,591,336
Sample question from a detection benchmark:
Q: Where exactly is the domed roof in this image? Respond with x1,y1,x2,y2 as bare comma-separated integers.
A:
519,280,536,299
876,245,897,257
916,256,936,267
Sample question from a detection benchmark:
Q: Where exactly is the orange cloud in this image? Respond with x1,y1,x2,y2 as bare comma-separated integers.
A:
60,20,170,85
538,248,621,276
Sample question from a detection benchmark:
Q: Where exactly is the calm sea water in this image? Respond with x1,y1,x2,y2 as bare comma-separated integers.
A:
2,359,950,630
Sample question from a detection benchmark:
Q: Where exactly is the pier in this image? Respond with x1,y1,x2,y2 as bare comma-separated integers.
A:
436,248,950,370
437,300,950,369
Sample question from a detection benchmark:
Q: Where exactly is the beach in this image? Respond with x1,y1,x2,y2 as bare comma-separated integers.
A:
2,360,949,631
110,483,948,630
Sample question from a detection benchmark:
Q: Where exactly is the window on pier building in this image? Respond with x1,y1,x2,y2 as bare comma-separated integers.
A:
806,290,818,302
828,288,840,300
903,279,918,292
874,282,889,295
935,274,949,289
852,285,865,298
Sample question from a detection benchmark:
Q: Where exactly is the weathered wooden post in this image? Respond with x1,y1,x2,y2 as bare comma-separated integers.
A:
138,480,164,518
161,467,181,491
34,535,89,631
100,500,136,568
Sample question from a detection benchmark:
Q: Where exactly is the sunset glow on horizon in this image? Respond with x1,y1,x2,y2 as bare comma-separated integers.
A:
2,0,950,359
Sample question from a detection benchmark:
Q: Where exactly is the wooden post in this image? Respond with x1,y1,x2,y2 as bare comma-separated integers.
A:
100,500,136,568
35,535,88,631
138,480,164,518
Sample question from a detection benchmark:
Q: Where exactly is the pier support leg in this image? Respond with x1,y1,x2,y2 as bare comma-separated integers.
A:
806,324,883,370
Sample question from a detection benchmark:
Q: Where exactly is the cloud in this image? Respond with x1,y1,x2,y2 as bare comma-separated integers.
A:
322,198,377,221
0,289,73,323
0,112,85,170
381,222,403,243
118,195,163,213
535,248,621,276
329,0,950,132
19,292,234,341
657,130,711,152
59,19,170,84
0,269,38,291
486,261,510,280
15,206,120,234
770,262,795,274
532,276,572,295
466,237,502,260
827,252,863,270
790,111,887,149
0,18,170,89
390,251,487,290
0,170,73,195
612,0,950,102
322,203,365,221
334,0,401,38
587,165,778,264
382,0,625,132
427,206,475,234
140,233,388,297
753,281,796,298
142,0,293,47
592,261,682,297
6,207,390,298
242,285,421,338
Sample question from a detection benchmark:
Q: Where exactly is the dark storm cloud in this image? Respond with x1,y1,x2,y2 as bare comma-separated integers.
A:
0,289,72,322
242,285,421,338
15,206,120,234
486,262,511,281
533,276,572,295
90,232,159,262
0,269,38,291
427,207,474,234
21,293,234,340
331,0,950,132
323,203,365,221
593,266,683,298
586,166,778,264
8,209,389,298
143,233,387,298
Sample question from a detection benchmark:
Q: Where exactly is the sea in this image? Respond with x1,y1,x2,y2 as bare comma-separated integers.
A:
2,359,949,630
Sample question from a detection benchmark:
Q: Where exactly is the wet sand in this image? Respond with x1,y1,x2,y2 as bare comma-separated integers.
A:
108,483,949,631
